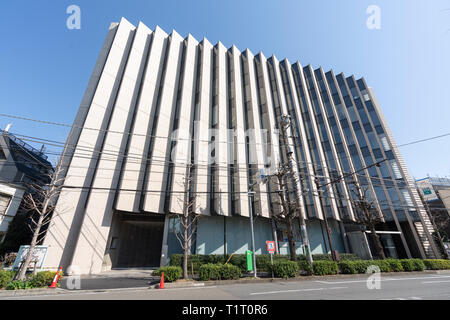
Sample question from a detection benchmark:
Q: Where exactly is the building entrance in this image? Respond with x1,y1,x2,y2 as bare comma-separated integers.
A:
112,213,164,268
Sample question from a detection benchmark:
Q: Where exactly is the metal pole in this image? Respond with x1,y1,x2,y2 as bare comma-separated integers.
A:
280,115,313,265
248,190,257,277
314,177,337,261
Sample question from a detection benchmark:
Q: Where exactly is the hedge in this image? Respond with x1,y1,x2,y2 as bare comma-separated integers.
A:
169,253,359,273
298,260,313,275
371,260,391,273
219,264,242,280
29,271,59,288
338,261,358,274
313,261,338,275
153,266,182,282
198,264,221,281
400,259,424,272
271,261,299,278
385,259,404,272
5,280,33,290
0,270,15,288
423,259,450,270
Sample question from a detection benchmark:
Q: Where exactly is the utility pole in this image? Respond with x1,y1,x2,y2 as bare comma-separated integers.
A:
279,115,313,265
313,176,337,261
248,183,258,278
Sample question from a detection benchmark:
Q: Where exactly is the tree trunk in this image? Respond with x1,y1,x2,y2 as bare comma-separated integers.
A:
369,223,385,259
286,219,297,261
16,204,46,281
183,215,189,279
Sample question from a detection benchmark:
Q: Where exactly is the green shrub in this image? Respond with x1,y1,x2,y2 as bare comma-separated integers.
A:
5,280,33,290
255,255,272,272
312,254,332,261
152,266,182,282
313,261,338,275
0,270,15,288
298,260,313,275
339,253,360,261
410,259,425,271
338,261,358,274
228,255,247,272
199,264,221,281
423,259,450,270
400,259,416,272
385,259,404,272
220,264,242,280
29,271,59,288
271,261,299,278
352,260,372,273
371,260,391,273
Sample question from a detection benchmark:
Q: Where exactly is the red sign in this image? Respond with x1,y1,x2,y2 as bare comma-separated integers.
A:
266,241,276,253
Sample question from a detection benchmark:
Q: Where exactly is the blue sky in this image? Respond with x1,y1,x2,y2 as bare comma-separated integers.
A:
0,0,449,179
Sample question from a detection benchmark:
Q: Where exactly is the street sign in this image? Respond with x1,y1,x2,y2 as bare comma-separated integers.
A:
266,241,276,254
12,245,48,271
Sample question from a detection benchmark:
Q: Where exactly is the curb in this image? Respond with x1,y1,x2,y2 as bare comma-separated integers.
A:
149,269,450,289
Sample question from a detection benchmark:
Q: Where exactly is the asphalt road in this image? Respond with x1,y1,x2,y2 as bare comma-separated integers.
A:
2,272,450,300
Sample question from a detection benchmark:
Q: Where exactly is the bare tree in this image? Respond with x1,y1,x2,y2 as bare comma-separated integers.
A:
269,163,301,262
14,162,65,281
173,164,201,279
349,181,386,259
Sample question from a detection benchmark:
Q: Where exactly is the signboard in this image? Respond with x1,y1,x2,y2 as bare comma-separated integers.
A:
266,241,276,254
416,178,439,202
12,245,48,271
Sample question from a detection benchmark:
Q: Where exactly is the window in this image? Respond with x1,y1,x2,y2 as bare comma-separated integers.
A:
352,121,361,131
0,148,6,159
0,194,11,215
340,119,349,129
385,150,395,160
360,146,371,157
363,123,373,132
375,125,384,134
348,144,358,155
372,148,383,160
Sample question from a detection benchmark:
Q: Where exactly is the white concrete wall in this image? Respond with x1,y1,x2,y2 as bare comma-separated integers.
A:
0,183,25,234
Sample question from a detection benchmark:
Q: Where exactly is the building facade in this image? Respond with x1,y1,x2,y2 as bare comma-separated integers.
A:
0,128,53,244
42,18,440,274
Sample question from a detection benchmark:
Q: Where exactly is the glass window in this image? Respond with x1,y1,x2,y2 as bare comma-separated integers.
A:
363,123,373,132
348,144,358,156
375,125,384,134
385,150,395,160
352,121,361,131
360,146,371,157
372,148,383,160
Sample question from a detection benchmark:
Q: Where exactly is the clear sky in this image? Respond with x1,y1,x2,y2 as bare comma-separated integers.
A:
0,0,449,179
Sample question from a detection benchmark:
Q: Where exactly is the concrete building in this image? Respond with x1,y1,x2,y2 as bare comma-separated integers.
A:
416,177,450,241
0,128,53,243
42,18,441,274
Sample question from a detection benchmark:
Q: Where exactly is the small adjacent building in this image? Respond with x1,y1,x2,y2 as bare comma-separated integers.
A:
0,128,53,245
416,177,450,242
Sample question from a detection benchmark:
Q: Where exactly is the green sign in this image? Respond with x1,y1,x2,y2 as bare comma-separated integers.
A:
246,250,253,271
423,188,432,195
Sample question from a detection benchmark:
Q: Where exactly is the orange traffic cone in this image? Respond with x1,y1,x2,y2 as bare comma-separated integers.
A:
159,272,164,289
49,266,63,289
